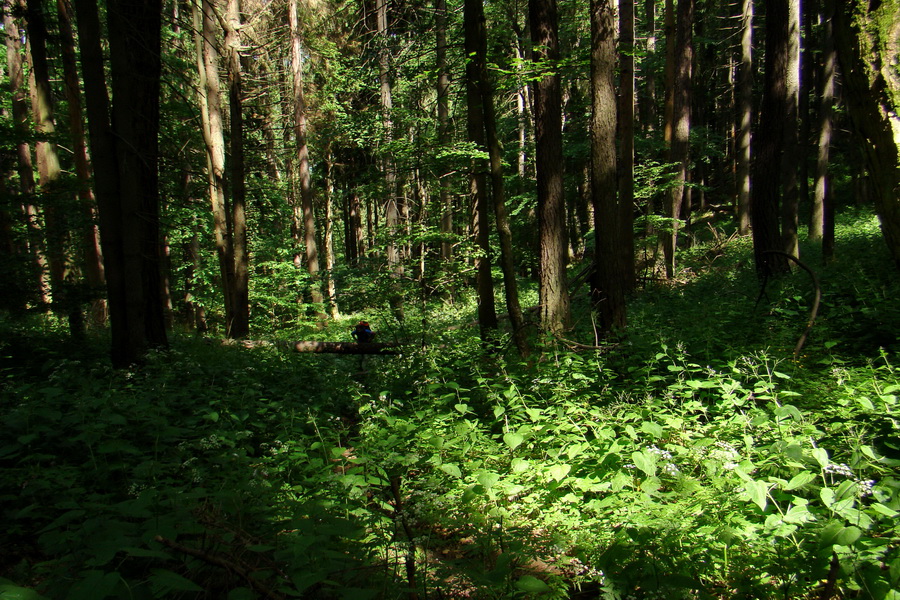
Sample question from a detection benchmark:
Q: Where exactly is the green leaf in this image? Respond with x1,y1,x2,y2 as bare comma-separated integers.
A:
812,447,830,468
835,526,862,546
640,421,663,438
0,579,50,600
477,471,501,489
149,569,203,593
454,403,469,414
511,458,530,473
784,471,816,490
631,451,655,476
503,432,524,450
548,464,571,482
440,463,462,478
515,575,551,593
744,480,768,511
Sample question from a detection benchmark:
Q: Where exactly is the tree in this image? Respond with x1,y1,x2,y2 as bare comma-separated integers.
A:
779,0,800,258
531,0,571,335
590,0,625,332
735,0,753,235
750,0,792,276
810,0,835,250
833,0,900,269
73,0,167,365
661,0,693,279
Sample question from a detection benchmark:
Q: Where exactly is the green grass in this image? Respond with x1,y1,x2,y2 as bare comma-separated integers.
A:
1,210,899,599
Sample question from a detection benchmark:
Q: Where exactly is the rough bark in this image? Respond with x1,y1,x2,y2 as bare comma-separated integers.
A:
591,0,625,332
435,0,453,261
833,0,900,269
810,0,835,243
751,0,792,277
736,0,753,235
780,0,801,258
531,0,571,335
617,0,636,293
660,0,693,279
464,0,498,341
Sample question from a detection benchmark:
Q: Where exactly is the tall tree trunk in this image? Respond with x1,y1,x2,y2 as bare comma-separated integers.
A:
661,0,693,279
26,0,78,333
640,0,657,131
74,0,167,365
323,151,339,318
617,0,636,293
4,3,47,305
735,0,753,235
225,0,249,337
464,0,498,341
57,0,106,325
377,0,401,280
591,0,625,332
751,0,792,276
531,0,571,335
435,0,453,261
196,0,236,334
780,0,801,258
833,0,900,269
289,0,324,318
810,0,834,244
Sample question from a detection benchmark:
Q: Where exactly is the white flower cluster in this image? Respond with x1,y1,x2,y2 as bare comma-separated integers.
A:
824,462,877,497
709,441,741,470
648,446,680,476
260,440,286,456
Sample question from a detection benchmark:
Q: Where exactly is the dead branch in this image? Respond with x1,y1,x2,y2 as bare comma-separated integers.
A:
760,250,822,360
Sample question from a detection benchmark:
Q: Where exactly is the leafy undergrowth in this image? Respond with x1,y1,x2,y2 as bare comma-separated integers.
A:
2,212,899,599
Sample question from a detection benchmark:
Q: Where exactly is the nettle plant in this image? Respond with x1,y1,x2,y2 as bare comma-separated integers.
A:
344,344,899,598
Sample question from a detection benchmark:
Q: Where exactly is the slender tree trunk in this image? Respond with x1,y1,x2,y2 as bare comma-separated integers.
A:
26,0,85,335
751,0,792,276
780,0,801,258
225,0,249,337
591,0,625,332
661,0,693,279
57,0,106,325
810,0,834,243
196,0,236,333
617,0,636,293
4,3,47,305
435,0,453,261
290,0,324,318
377,0,401,278
464,0,498,341
531,0,571,335
736,0,753,235
323,151,340,318
640,0,657,131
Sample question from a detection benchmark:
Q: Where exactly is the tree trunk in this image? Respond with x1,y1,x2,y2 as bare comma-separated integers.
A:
25,0,69,326
290,0,324,319
531,0,571,335
780,0,801,258
57,0,106,325
4,2,47,305
74,0,167,365
617,0,636,293
591,0,625,332
735,0,753,235
810,0,834,244
661,0,693,279
833,0,900,269
225,0,250,337
639,0,657,131
435,0,453,261
196,0,236,334
323,151,340,318
751,0,792,277
464,0,498,342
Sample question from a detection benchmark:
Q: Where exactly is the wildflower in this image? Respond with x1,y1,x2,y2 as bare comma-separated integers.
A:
648,445,673,461
824,462,854,477
856,479,876,497
663,462,680,476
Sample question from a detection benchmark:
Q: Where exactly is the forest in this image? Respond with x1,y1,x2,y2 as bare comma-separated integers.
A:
1,0,900,595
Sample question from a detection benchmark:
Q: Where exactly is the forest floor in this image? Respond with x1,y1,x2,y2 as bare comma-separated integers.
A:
2,209,899,599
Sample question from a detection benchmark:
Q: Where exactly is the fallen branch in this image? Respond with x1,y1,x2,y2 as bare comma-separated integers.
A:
760,250,822,360
221,339,402,354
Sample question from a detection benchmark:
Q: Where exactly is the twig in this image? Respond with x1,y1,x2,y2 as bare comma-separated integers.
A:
154,535,286,600
760,250,822,360
389,476,420,600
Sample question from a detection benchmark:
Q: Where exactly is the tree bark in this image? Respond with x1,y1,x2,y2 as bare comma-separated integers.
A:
464,0,498,341
591,0,625,332
751,0,792,277
833,0,900,269
780,0,801,258
735,0,753,235
74,0,167,365
225,0,249,337
435,0,453,261
661,0,693,279
531,0,571,335
617,0,636,293
810,0,834,244
290,0,325,318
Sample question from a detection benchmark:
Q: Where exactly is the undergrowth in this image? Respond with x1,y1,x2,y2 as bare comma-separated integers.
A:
1,211,899,599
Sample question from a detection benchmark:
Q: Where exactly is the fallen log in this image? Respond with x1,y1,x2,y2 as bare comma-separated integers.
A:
290,341,400,355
